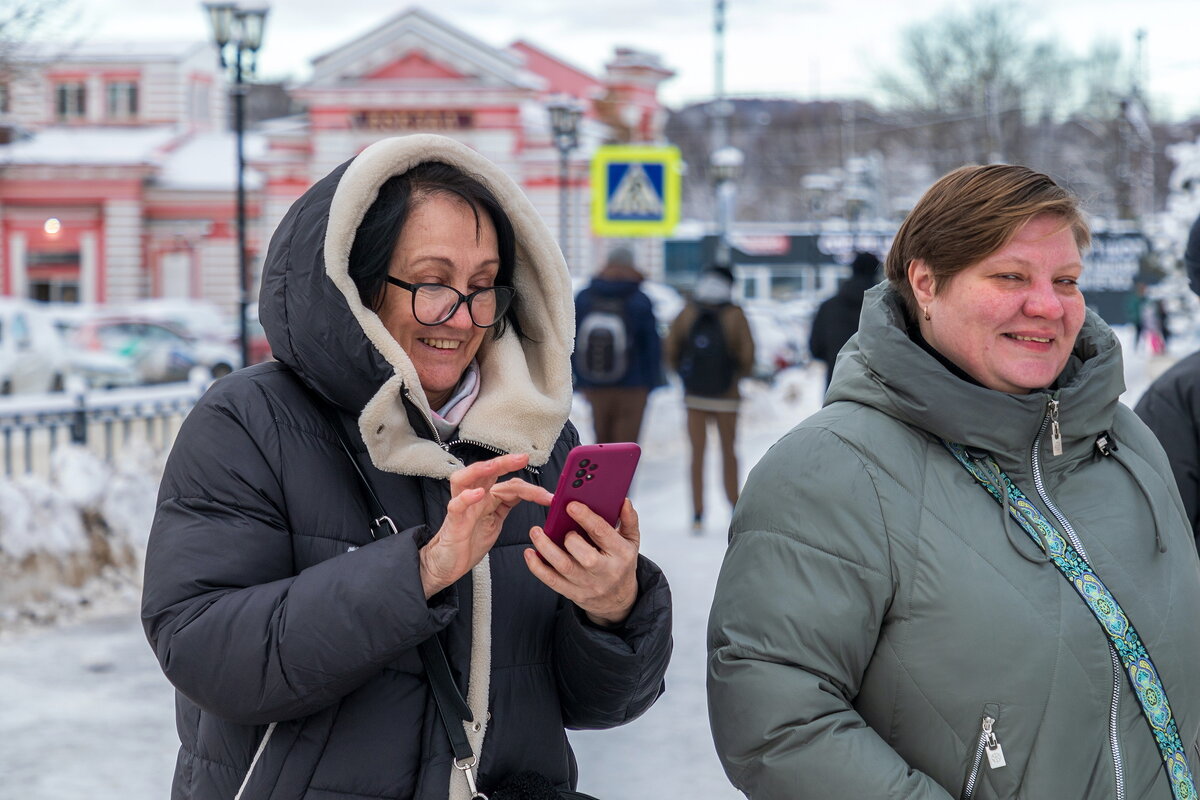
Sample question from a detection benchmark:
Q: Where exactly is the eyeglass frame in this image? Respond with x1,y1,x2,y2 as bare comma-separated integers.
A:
385,276,515,328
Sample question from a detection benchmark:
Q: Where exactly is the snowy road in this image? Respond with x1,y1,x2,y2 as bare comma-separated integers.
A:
0,370,824,800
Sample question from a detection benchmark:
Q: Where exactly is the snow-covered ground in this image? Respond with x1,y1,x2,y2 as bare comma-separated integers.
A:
0,323,1184,800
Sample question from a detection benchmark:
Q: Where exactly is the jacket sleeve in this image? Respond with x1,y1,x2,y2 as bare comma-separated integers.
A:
664,307,689,373
552,554,672,729
707,426,953,799
141,384,457,725
808,302,832,363
730,305,756,380
631,292,665,388
1134,373,1200,547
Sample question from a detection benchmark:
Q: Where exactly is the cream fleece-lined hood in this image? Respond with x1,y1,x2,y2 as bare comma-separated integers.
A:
259,134,575,478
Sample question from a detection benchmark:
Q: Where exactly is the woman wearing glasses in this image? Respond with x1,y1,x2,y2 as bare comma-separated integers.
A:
141,135,672,800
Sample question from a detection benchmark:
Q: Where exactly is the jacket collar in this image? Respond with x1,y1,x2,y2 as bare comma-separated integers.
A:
260,135,575,478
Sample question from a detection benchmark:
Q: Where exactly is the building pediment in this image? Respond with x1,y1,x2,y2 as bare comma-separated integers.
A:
305,7,542,91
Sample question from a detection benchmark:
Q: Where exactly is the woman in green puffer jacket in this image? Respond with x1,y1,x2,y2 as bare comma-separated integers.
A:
707,164,1200,800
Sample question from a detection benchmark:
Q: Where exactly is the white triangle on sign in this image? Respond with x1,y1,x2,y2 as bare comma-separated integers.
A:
608,163,663,218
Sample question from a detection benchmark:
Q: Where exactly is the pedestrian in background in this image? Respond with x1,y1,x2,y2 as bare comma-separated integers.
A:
708,164,1200,799
141,135,672,800
1135,210,1200,555
665,264,755,532
808,250,881,389
572,246,663,444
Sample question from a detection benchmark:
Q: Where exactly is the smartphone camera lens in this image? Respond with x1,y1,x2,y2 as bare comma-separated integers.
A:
575,469,587,477
572,479,584,488
578,459,590,468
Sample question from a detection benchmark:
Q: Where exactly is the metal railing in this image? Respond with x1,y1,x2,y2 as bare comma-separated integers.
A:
0,381,206,479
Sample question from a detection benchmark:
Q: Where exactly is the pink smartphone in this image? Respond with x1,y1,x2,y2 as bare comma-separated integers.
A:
542,442,641,547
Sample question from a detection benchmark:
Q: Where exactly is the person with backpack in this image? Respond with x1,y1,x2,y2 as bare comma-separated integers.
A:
572,246,664,444
665,264,755,532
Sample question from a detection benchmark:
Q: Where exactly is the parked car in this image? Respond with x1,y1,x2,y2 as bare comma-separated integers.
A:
67,317,204,384
42,303,142,389
0,298,68,394
742,299,814,381
119,299,241,374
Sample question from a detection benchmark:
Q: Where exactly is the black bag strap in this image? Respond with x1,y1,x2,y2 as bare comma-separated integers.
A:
307,391,478,763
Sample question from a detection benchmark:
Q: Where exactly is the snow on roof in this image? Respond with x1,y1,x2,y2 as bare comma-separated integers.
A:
0,126,182,166
155,131,266,191
16,40,209,63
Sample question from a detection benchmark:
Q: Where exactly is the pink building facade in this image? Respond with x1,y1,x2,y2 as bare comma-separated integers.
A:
0,8,673,317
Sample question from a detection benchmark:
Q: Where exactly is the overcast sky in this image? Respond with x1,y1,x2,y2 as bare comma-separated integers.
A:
79,0,1199,118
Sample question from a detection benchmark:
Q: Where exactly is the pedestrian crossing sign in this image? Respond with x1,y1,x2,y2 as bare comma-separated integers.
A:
590,145,682,237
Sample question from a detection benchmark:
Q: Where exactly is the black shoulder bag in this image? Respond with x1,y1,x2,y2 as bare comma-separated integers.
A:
313,398,600,800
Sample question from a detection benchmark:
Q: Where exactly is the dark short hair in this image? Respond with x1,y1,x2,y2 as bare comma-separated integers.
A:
348,161,524,340
884,164,1090,319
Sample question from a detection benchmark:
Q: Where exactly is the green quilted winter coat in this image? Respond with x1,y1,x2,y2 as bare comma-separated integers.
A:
707,285,1200,799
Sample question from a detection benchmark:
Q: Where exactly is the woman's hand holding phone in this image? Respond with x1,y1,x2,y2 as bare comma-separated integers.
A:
523,443,642,627
525,496,641,627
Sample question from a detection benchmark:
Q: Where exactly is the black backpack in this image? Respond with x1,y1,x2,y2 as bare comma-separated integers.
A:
678,305,735,397
574,295,630,385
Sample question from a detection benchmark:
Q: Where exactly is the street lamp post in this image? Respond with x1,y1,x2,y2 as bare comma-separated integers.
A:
547,97,582,270
710,144,744,267
203,1,268,370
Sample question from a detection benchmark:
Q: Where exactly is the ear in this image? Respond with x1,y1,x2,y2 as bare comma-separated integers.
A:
908,259,937,308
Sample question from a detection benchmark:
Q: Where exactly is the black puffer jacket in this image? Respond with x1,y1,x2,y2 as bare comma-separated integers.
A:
141,135,673,800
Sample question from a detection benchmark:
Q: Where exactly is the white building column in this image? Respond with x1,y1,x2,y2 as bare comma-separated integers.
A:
9,232,26,298
79,231,98,304
103,199,145,303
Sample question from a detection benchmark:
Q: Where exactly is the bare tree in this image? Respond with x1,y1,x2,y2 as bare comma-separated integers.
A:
877,1,1070,171
0,0,79,81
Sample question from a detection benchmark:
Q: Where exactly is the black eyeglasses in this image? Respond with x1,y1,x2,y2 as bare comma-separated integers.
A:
385,276,515,328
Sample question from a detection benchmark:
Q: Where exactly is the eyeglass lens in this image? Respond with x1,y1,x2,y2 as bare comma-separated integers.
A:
414,284,512,327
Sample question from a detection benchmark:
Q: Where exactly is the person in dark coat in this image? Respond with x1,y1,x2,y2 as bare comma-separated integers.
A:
140,135,673,800
572,246,663,444
808,250,880,388
1135,211,1200,555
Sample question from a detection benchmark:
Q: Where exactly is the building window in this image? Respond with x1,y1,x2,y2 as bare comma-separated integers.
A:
0,83,9,114
28,279,80,304
106,81,138,119
55,82,86,120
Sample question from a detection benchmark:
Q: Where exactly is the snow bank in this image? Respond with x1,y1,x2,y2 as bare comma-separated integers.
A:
0,443,163,630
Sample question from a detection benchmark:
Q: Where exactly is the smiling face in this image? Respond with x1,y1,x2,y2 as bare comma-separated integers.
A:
378,193,500,409
909,214,1085,394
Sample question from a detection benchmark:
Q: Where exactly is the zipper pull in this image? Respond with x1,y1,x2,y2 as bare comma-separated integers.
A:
1048,399,1063,457
982,716,1007,769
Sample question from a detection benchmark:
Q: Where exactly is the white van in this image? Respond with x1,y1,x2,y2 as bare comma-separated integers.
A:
0,298,68,394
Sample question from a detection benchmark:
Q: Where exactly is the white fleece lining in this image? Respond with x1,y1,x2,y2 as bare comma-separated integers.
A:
323,134,575,480
448,556,492,800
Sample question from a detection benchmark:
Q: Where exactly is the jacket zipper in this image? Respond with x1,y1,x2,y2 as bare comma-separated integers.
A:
1031,398,1125,800
401,388,537,473
963,715,1005,799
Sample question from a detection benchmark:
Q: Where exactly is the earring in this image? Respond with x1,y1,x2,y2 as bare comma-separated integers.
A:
923,307,931,322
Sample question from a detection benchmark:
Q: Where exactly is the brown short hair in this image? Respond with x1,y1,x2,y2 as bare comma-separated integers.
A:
884,164,1091,318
